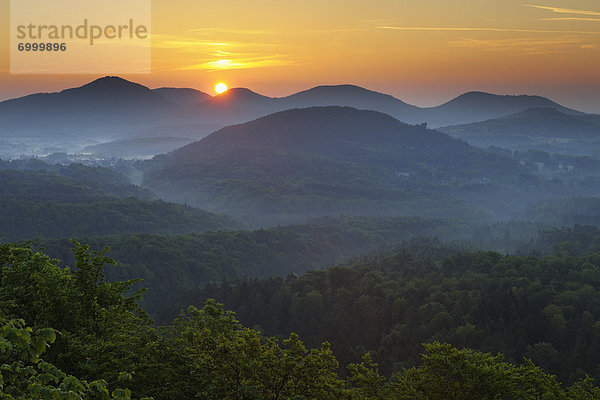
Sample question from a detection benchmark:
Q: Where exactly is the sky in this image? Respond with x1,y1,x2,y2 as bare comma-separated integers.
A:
1,0,599,112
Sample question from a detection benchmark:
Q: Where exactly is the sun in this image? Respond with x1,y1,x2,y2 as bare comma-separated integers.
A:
215,82,228,94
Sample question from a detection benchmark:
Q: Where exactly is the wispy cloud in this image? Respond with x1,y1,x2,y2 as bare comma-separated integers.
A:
542,17,600,22
152,34,278,51
177,56,292,71
188,27,274,35
152,33,291,71
305,27,369,34
449,37,581,48
523,4,600,16
378,26,600,34
447,36,590,55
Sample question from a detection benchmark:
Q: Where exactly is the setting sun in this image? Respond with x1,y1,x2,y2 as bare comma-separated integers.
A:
215,83,228,94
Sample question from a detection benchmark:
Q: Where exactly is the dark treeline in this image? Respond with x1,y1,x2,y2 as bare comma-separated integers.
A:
34,216,456,320
0,167,244,240
0,197,244,240
0,159,151,199
33,218,600,323
524,197,600,227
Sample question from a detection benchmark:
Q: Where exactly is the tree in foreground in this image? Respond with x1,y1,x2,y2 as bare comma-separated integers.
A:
0,318,143,400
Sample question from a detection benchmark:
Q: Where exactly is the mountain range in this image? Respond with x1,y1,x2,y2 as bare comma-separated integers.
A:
0,76,587,158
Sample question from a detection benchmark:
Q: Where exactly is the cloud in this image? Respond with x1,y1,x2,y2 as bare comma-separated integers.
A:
523,4,600,16
152,34,279,50
542,17,600,22
377,26,600,34
176,56,292,71
188,27,274,35
152,33,290,72
448,37,581,48
447,36,589,55
305,27,369,34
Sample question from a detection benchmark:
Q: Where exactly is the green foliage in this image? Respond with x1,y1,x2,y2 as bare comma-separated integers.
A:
525,197,600,228
35,216,457,321
395,343,564,399
0,319,137,400
146,301,346,400
0,168,244,241
1,241,600,399
0,165,148,201
347,343,600,399
0,241,155,396
185,247,600,384
509,224,600,259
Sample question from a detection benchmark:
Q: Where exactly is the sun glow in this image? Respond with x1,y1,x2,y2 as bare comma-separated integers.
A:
215,82,228,94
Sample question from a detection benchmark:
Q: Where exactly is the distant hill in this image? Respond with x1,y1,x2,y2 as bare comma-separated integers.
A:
0,197,244,240
423,92,582,127
0,76,180,153
280,84,422,122
0,166,244,240
166,106,519,177
143,106,522,225
83,136,195,158
153,87,212,104
192,88,282,124
1,76,175,126
211,87,275,108
0,161,151,200
440,107,600,156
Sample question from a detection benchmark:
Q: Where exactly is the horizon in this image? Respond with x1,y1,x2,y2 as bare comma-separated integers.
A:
0,74,594,114
1,0,599,113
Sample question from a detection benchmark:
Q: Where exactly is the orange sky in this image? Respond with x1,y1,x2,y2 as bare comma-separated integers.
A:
1,0,599,112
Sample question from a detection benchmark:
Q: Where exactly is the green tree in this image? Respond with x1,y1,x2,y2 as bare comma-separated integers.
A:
0,318,140,400
153,300,347,400
0,241,156,397
389,342,566,399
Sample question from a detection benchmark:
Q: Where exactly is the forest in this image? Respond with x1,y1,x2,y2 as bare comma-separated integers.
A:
182,246,600,383
2,241,600,399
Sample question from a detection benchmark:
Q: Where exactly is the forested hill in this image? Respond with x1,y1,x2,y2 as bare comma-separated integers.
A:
166,106,518,177
440,107,600,155
0,165,244,240
0,160,151,199
143,107,521,225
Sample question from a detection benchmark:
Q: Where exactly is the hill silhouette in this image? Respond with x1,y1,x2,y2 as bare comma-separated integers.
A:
153,87,212,104
0,76,178,145
280,84,421,121
0,77,586,158
423,91,582,127
5,76,172,113
440,107,600,155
